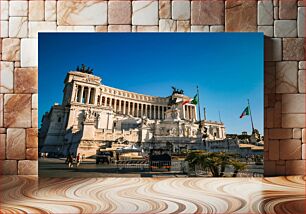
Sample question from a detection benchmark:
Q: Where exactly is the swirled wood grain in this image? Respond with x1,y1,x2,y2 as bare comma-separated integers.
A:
0,176,305,214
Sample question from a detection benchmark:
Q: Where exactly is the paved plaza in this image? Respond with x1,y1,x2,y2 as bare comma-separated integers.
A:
39,158,188,178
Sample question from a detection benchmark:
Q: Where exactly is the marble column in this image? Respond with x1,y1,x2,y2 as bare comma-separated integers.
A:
137,103,140,117
72,83,77,102
132,102,135,116
123,101,126,114
128,101,131,115
86,88,91,104
76,85,80,102
109,98,113,109
194,106,197,121
114,99,117,112
103,97,107,107
118,100,122,113
162,107,164,119
136,103,139,117
194,106,196,120
93,88,97,105
191,106,194,120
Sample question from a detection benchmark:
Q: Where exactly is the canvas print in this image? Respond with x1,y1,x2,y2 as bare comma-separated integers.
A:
38,33,263,177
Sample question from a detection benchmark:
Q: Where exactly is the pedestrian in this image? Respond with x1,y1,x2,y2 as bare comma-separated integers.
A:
65,153,70,164
68,154,73,168
76,153,81,167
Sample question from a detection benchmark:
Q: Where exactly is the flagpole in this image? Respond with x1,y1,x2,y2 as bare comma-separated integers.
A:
248,99,255,133
197,86,202,127
203,107,207,120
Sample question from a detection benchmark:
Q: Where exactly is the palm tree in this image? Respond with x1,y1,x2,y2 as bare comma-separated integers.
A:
230,160,247,177
186,152,225,177
186,151,244,177
218,152,229,177
206,154,222,177
185,151,202,172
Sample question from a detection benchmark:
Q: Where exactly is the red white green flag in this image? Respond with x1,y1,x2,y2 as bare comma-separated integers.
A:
182,94,198,105
240,106,250,118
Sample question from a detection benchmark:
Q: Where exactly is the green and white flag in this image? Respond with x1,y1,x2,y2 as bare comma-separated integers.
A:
240,106,250,118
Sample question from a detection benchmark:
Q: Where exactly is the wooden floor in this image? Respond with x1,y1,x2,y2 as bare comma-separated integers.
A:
0,176,305,214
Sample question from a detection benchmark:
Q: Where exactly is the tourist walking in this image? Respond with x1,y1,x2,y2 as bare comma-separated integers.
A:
67,154,73,168
65,153,69,164
76,153,81,167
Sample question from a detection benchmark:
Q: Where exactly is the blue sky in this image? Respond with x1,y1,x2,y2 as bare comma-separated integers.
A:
39,33,263,134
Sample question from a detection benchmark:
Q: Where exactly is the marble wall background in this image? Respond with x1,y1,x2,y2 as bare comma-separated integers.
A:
0,0,305,176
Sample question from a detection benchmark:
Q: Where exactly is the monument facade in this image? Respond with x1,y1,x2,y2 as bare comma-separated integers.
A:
39,71,226,157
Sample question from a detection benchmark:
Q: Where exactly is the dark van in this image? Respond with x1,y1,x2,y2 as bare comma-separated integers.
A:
149,149,171,171
96,150,114,164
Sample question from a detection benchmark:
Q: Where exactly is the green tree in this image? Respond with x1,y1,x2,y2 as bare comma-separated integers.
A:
186,151,225,177
186,151,246,177
185,151,203,172
218,152,231,177
230,160,247,177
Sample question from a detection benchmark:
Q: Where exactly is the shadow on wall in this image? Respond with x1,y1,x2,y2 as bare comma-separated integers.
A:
264,36,280,176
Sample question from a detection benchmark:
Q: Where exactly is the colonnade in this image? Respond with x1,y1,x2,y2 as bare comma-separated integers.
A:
183,105,197,121
73,84,197,121
75,85,97,105
99,96,167,120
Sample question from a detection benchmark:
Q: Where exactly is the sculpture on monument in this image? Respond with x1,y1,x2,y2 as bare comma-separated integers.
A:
168,87,184,106
84,107,97,122
76,64,94,74
171,86,184,95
